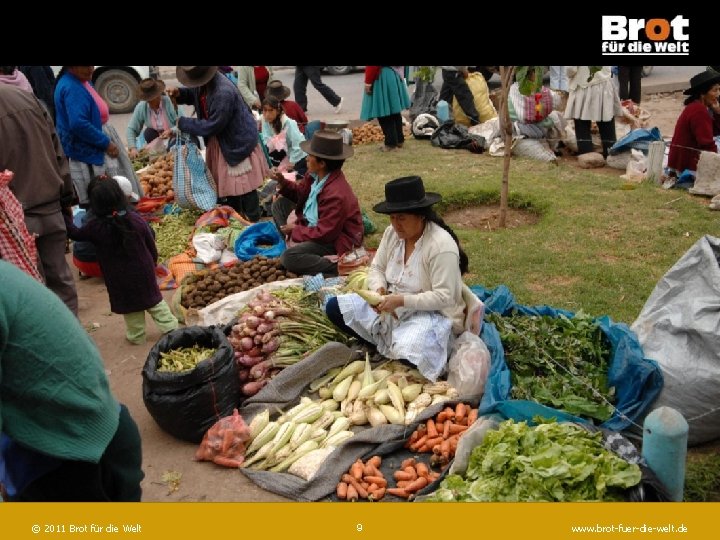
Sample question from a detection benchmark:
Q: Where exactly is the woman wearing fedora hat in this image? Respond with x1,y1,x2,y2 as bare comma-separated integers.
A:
325,176,482,382
126,78,179,157
167,66,268,222
666,69,720,180
269,129,363,277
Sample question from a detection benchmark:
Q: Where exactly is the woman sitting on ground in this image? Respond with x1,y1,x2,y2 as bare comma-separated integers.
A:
666,69,720,180
325,176,482,381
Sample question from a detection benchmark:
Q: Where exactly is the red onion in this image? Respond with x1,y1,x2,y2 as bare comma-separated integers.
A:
261,338,279,354
240,337,254,351
245,315,261,329
241,379,268,396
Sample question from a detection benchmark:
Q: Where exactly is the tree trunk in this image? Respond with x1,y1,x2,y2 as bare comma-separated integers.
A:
498,66,515,229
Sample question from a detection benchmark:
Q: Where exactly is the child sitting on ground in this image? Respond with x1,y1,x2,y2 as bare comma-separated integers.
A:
64,175,178,344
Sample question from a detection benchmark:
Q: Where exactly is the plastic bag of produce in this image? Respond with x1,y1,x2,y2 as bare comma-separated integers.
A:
195,409,251,468
447,331,491,399
142,325,239,442
234,221,285,261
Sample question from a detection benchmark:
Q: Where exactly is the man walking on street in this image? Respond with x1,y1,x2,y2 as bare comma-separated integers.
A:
439,66,480,125
293,66,343,114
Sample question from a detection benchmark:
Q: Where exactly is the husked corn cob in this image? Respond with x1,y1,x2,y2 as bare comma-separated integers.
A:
248,409,270,440
247,421,279,454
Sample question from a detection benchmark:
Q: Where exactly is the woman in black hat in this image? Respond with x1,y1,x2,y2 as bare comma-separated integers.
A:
269,129,363,276
325,176,483,382
167,66,268,221
126,78,179,157
666,69,720,179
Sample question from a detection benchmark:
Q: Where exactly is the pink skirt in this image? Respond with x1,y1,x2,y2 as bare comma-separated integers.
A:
206,138,269,197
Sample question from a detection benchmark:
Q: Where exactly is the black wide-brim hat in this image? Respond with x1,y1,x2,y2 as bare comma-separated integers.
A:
266,80,291,100
373,176,442,214
684,69,720,95
176,66,218,88
299,129,354,160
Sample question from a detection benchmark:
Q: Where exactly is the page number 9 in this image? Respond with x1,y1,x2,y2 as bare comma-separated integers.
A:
356,523,363,532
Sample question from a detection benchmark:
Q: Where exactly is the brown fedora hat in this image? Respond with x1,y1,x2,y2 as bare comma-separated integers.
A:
266,80,291,100
176,66,218,88
299,129,354,160
137,78,166,101
372,176,441,214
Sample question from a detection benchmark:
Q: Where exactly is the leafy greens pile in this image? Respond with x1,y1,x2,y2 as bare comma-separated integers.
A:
428,420,641,502
487,311,615,422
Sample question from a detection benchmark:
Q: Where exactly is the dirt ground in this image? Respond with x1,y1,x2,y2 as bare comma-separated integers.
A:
73,92,690,502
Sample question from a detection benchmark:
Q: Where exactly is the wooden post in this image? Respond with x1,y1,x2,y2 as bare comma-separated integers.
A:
647,140,665,184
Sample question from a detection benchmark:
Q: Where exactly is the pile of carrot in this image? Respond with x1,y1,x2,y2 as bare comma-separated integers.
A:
404,402,478,466
336,456,387,502
387,458,441,499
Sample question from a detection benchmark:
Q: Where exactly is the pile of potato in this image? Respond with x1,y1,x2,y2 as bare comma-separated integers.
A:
139,153,175,198
180,256,297,310
352,122,412,146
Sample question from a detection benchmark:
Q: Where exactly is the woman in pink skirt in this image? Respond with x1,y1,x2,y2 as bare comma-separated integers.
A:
168,66,268,221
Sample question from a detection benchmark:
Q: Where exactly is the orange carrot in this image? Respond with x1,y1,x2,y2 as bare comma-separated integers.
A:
415,462,430,478
408,430,420,444
363,463,377,477
342,474,369,499
449,423,468,434
443,420,451,439
368,455,382,468
455,402,467,423
387,487,410,499
394,470,414,482
425,436,444,449
404,476,429,493
363,475,387,487
369,487,386,501
440,439,451,458
347,484,359,502
410,434,428,451
403,466,418,480
426,419,438,438
468,408,478,425
337,481,348,500
350,460,364,481
396,480,410,489
401,457,416,469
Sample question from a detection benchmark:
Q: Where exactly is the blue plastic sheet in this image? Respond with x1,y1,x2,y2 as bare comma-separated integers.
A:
608,127,662,155
234,222,286,261
471,284,663,431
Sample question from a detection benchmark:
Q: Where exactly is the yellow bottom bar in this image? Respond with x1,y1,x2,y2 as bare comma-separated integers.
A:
1,502,716,539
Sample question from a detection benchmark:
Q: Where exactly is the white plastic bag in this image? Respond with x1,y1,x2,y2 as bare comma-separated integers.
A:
621,148,647,182
447,331,491,398
192,233,224,264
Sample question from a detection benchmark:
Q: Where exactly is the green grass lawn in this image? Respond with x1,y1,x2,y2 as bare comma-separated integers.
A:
346,138,720,324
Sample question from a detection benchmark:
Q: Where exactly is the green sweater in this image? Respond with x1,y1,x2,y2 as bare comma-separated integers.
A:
0,260,119,462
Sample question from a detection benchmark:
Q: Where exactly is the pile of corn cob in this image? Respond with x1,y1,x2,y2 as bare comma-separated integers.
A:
241,355,459,473
241,398,354,472
311,355,458,426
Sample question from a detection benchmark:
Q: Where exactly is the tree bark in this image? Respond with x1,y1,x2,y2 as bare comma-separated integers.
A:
498,66,516,229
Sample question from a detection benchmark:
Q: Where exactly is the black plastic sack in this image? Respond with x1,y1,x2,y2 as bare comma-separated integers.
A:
430,121,485,153
142,325,239,443
409,81,438,121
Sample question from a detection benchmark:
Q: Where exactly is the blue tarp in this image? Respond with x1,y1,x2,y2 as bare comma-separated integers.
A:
608,127,662,155
471,284,664,431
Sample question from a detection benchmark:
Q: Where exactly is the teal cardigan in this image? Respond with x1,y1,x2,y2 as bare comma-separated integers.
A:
0,261,119,462
126,95,179,148
260,115,307,165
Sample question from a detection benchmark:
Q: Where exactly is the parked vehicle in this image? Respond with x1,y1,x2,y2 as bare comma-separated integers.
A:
51,66,160,114
323,66,364,75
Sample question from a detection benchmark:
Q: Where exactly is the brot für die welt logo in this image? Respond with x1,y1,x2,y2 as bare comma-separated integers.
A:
601,15,689,55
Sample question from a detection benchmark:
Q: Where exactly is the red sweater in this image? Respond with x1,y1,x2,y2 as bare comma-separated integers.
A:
280,99,308,133
278,169,364,255
668,100,720,172
364,66,381,84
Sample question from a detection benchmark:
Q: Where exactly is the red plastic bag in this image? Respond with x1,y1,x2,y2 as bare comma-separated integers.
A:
194,409,251,468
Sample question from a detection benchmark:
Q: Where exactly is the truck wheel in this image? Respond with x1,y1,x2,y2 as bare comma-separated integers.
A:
94,69,139,114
